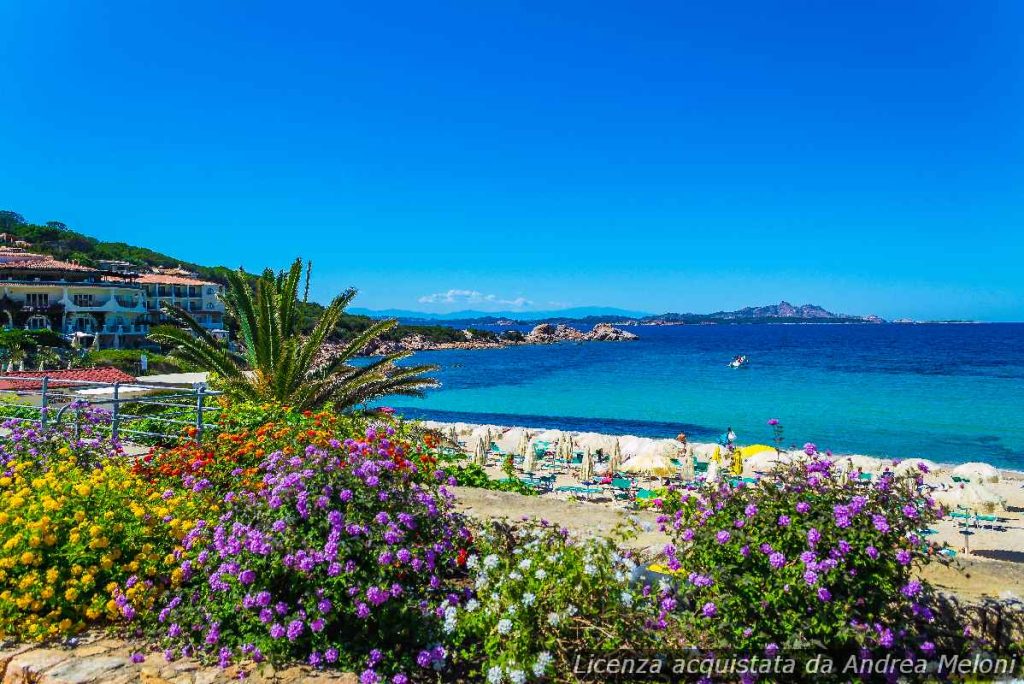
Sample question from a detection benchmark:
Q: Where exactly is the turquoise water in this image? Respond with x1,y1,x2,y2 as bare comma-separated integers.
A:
387,324,1024,469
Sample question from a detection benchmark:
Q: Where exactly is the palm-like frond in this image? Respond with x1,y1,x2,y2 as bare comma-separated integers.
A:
148,259,438,411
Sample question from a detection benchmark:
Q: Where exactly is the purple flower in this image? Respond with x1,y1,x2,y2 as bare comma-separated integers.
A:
817,587,831,602
795,501,810,514
803,442,817,456
865,545,879,560
715,530,731,544
701,602,717,618
768,552,786,570
777,515,791,527
807,528,821,546
744,504,758,517
130,653,145,664
872,514,890,533
901,580,922,598
803,570,818,585
238,569,256,585
269,623,285,639
767,418,779,426
896,549,912,566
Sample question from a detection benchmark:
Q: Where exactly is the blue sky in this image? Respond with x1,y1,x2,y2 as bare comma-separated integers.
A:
2,1,1022,320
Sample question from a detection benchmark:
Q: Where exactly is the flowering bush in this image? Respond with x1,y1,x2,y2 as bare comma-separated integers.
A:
658,451,945,657
449,521,665,682
151,422,470,681
0,418,199,641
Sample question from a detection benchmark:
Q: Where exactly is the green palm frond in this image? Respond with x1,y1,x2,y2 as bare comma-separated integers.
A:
148,258,437,411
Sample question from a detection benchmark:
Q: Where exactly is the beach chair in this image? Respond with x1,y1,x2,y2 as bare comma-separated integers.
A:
608,477,634,501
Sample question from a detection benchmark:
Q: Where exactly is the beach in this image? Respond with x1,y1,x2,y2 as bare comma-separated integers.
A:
421,419,1024,601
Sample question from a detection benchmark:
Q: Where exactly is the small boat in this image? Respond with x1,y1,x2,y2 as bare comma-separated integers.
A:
728,355,749,368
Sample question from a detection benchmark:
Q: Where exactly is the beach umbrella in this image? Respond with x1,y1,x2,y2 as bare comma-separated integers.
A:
619,452,675,477
473,438,488,466
934,483,1005,514
736,444,776,460
835,455,883,474
705,460,721,483
580,448,594,481
951,462,1001,484
893,458,941,478
522,447,536,474
743,451,785,476
608,440,622,474
497,428,525,454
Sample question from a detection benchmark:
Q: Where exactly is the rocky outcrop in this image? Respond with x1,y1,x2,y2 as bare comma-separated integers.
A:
355,323,637,356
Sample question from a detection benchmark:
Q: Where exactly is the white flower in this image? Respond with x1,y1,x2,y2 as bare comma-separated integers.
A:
583,563,597,576
444,606,457,620
483,554,500,570
566,604,578,616
614,571,625,582
509,571,522,581
620,591,633,607
487,665,503,683
475,576,489,591
497,618,513,635
547,612,561,626
465,599,480,612
507,604,517,615
508,669,527,684
466,554,479,569
533,652,553,676
517,558,532,570
534,569,547,580
658,578,670,593
522,592,536,606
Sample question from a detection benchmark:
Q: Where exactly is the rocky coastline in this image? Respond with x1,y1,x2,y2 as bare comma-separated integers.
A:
362,322,638,355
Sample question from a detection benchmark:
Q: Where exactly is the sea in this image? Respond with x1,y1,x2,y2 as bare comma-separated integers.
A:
383,323,1024,471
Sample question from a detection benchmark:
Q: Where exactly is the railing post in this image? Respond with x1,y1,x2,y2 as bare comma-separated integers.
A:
195,383,205,442
111,382,120,441
40,375,48,430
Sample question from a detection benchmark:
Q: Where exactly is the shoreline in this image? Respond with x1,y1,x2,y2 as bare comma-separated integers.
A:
405,416,1024,478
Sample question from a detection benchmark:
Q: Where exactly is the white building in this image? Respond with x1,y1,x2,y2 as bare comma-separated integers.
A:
0,249,149,347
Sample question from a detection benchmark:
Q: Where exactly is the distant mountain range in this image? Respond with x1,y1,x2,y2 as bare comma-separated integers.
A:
353,301,885,325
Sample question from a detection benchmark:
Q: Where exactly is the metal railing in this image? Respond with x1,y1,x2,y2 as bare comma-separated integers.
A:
0,375,223,443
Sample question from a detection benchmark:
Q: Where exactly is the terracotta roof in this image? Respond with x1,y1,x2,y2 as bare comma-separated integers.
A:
0,368,137,391
0,255,98,273
132,273,220,287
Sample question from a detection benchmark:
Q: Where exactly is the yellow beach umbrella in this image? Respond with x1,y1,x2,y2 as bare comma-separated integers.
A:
619,452,675,477
737,444,776,459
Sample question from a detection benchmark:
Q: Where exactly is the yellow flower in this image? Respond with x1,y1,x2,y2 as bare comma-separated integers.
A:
74,484,91,497
64,588,79,601
19,551,34,565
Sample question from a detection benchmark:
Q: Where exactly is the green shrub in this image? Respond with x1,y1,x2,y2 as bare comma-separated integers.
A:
659,449,945,658
449,520,662,682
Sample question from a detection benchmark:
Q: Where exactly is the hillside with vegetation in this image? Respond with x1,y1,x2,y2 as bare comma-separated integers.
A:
0,210,477,346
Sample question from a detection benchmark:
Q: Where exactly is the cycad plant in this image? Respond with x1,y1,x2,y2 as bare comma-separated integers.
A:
149,259,438,411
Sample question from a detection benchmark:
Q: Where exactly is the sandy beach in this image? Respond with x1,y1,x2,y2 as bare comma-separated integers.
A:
422,420,1024,601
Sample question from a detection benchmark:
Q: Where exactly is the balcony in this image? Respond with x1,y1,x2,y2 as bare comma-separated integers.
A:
62,324,150,336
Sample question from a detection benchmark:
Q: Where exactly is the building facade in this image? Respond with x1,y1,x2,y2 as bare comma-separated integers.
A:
0,249,150,348
0,249,228,348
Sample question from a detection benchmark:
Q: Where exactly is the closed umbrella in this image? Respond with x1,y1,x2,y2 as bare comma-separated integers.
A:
580,448,594,481
473,438,488,466
522,448,536,474
608,440,622,474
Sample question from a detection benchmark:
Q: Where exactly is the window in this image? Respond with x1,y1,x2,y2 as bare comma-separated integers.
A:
26,315,49,330
25,293,48,307
72,294,94,307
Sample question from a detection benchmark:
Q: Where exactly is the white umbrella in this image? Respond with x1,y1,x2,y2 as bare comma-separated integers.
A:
497,428,527,454
473,438,488,466
951,462,1001,484
619,452,675,477
893,458,941,478
580,448,594,481
934,483,1005,514
522,448,536,474
743,451,786,475
608,440,623,474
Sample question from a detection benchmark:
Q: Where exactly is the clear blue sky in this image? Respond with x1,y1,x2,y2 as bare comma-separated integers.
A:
2,1,1022,320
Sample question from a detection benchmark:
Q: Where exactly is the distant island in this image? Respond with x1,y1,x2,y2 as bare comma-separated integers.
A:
356,300,886,327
